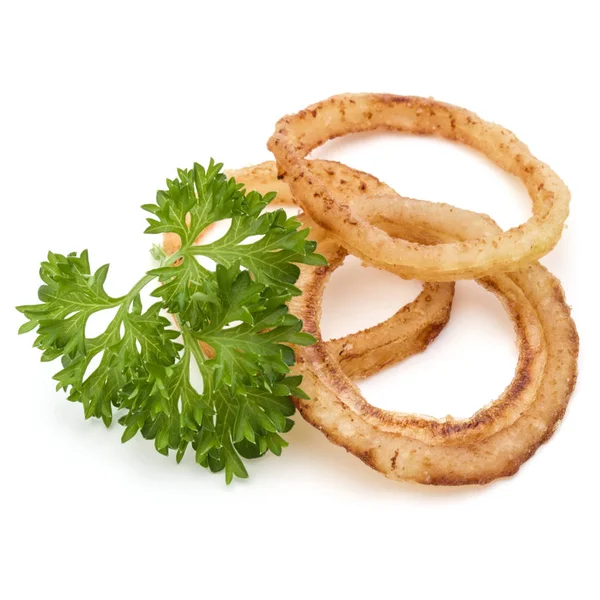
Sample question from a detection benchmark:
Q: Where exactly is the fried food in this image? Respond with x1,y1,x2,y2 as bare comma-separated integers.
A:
162,154,576,485
288,166,577,484
268,93,571,281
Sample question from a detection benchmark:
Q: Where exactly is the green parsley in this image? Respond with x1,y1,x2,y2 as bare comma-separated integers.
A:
17,160,325,483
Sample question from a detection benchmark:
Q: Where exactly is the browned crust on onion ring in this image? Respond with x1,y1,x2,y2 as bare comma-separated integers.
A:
288,165,578,484
267,93,571,281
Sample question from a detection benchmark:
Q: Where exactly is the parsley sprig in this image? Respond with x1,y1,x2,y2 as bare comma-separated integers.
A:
17,160,325,482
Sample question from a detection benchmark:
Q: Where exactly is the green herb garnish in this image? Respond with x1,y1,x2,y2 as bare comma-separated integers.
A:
17,160,325,482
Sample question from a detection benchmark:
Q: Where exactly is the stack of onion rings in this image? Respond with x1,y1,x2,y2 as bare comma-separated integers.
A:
167,93,578,485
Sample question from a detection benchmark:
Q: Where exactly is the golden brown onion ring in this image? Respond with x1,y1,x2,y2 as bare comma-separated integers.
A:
163,161,455,380
268,93,571,281
290,193,578,485
285,163,548,449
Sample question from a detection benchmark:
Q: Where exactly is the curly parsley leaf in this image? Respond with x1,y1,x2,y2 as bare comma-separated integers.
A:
17,160,324,482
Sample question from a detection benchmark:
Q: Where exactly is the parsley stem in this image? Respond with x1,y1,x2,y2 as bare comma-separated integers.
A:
124,273,156,303
117,250,185,311
182,326,204,364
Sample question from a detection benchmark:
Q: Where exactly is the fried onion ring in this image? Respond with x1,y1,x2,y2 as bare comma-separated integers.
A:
268,93,571,281
290,191,578,485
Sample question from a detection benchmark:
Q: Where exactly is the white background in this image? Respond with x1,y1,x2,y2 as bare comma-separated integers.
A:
1,1,597,598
